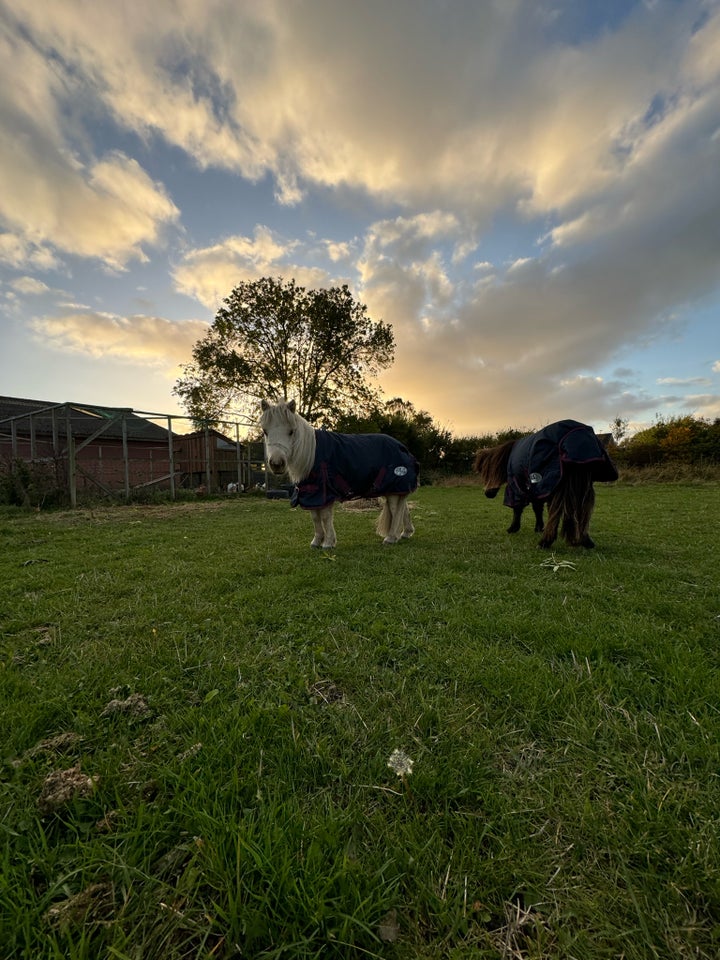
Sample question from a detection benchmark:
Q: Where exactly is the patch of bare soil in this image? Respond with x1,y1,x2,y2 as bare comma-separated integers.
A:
100,692,152,720
38,499,236,525
340,498,381,512
37,765,99,815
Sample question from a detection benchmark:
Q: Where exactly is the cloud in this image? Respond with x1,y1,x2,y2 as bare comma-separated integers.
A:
0,141,180,270
357,207,720,433
324,240,352,263
678,393,720,419
0,234,60,271
5,1,718,259
1,0,702,219
0,21,179,269
657,376,711,386
29,312,208,368
2,0,719,433
173,226,334,309
10,276,51,295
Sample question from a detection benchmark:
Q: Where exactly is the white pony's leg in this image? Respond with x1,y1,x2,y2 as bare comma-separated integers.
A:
376,499,391,540
319,505,337,548
309,510,325,548
400,498,415,539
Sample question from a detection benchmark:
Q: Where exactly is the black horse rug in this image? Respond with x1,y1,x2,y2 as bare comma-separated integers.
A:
291,430,420,510
504,419,618,509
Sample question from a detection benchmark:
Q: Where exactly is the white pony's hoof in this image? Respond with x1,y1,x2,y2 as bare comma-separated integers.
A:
382,536,399,545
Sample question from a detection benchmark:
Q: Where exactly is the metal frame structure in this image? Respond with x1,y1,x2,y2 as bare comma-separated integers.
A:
0,400,267,506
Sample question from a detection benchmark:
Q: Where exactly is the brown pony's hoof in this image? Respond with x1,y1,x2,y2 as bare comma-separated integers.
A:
581,536,595,548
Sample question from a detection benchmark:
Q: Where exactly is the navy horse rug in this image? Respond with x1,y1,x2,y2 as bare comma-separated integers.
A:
505,419,618,509
291,430,419,510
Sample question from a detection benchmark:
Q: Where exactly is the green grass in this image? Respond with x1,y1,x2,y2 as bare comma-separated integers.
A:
1,484,719,959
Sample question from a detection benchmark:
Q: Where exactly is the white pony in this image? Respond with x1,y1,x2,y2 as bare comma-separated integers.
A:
260,399,419,548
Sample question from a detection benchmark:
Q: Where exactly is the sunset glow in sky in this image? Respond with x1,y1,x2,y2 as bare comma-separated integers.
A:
1,0,719,436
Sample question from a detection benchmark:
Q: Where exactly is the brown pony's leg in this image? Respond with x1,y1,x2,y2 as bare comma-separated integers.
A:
539,493,561,548
507,505,524,533
532,501,545,532
508,501,544,533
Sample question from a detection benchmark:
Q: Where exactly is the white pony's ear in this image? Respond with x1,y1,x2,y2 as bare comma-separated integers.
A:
261,399,270,411
287,399,296,413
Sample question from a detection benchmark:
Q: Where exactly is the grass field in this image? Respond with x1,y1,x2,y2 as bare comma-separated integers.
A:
1,483,719,959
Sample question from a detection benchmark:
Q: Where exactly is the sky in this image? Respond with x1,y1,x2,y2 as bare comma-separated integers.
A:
1,0,719,438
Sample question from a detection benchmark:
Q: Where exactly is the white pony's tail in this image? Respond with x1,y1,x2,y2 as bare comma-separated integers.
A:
376,496,414,541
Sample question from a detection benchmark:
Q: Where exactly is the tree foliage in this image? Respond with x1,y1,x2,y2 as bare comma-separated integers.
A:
174,277,394,426
615,415,720,465
335,397,452,469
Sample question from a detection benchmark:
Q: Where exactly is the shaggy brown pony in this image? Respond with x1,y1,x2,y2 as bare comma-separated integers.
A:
473,421,618,549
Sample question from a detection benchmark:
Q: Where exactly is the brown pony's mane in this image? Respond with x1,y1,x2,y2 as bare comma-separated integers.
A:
472,440,516,490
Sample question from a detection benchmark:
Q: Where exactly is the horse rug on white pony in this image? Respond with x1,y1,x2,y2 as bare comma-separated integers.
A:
290,429,419,509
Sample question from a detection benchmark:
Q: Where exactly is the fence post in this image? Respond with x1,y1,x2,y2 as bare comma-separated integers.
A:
204,426,211,492
51,408,59,455
235,423,243,489
167,417,175,500
122,414,130,500
66,411,77,508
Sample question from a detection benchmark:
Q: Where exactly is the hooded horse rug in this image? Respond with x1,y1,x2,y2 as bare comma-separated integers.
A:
504,419,618,510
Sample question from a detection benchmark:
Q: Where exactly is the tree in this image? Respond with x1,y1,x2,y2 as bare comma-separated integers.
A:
174,277,395,426
611,416,629,444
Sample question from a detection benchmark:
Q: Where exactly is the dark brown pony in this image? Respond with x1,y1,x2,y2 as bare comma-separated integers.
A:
473,421,618,549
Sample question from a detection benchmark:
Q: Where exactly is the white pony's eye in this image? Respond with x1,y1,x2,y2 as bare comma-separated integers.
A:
289,429,294,436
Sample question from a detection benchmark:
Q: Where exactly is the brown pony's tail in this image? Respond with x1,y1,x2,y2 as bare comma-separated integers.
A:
473,440,515,495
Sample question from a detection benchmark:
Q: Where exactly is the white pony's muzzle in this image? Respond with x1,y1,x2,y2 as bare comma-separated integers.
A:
266,446,289,474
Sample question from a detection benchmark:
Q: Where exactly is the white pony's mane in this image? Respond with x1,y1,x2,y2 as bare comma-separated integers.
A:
262,401,316,482
287,407,316,482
